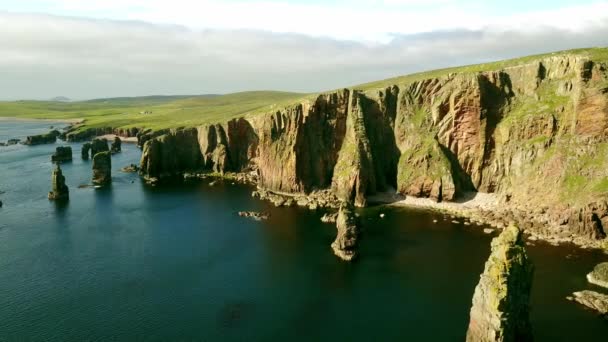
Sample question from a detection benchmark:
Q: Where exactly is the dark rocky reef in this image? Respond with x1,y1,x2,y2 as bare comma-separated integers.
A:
24,130,60,145
92,151,111,185
331,205,360,261
48,165,69,201
466,225,534,342
111,137,122,153
51,146,72,163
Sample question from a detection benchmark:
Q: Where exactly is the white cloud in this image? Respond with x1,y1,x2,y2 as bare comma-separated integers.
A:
0,3,607,100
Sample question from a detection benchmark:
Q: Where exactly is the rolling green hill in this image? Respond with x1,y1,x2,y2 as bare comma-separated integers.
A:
1,47,607,132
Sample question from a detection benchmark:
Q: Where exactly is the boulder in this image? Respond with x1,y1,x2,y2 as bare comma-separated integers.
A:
238,211,269,221
121,164,139,173
7,138,20,145
92,151,111,185
466,225,534,342
51,146,73,163
587,262,608,289
48,164,69,201
568,290,608,316
81,142,92,159
90,138,109,157
331,205,359,261
111,136,122,153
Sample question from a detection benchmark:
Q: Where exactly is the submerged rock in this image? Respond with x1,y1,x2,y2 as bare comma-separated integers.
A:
51,146,73,163
568,290,608,316
111,136,122,153
91,138,109,157
331,205,359,261
587,262,608,289
121,164,139,173
238,211,269,221
92,151,111,185
466,225,534,342
81,142,92,159
48,165,69,201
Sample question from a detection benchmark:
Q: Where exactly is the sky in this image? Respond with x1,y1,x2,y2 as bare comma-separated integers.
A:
1,0,607,100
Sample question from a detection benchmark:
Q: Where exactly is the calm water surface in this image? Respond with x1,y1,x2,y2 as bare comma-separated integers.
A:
0,120,607,341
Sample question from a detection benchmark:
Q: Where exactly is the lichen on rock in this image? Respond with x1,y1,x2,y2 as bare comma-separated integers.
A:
466,225,534,342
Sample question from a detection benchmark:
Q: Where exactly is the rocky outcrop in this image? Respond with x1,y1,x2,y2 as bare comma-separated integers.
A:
92,151,111,185
587,262,608,288
24,130,60,145
48,165,69,201
66,126,141,142
135,53,608,246
81,142,91,159
466,225,534,342
90,138,109,157
51,146,72,163
568,290,608,316
331,205,360,261
111,137,122,153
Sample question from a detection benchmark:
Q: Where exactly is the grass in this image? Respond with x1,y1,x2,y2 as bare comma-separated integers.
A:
1,47,607,132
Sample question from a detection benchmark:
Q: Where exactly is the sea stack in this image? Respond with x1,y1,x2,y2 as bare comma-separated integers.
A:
51,146,73,163
92,151,111,185
81,142,92,159
466,225,534,342
111,136,122,153
331,205,359,261
91,138,109,157
48,164,69,201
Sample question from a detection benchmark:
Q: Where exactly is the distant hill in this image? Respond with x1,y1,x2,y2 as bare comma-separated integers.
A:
50,96,70,102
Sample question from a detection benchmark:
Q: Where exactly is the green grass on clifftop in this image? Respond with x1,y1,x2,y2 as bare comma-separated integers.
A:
0,91,310,131
1,47,607,131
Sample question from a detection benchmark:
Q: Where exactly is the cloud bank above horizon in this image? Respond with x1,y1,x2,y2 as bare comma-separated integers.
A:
1,0,607,100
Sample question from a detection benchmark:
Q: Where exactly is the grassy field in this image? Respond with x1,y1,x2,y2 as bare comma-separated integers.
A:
1,47,606,131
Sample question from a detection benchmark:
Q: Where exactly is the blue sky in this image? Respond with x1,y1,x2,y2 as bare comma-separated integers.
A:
0,1,607,99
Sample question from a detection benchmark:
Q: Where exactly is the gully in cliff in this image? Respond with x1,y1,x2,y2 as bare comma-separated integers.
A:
331,205,360,261
466,225,534,342
48,164,69,201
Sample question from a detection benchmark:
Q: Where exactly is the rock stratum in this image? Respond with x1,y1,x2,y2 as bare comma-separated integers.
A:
466,225,534,342
137,53,608,247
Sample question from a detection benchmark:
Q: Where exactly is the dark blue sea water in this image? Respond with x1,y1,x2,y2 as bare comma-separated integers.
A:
0,119,607,341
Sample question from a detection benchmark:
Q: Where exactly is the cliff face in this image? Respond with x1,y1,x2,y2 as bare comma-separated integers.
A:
139,54,608,244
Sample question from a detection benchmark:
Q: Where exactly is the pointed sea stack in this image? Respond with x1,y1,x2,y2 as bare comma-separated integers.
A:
51,146,72,163
92,151,111,185
466,225,534,342
81,142,92,159
331,205,359,261
111,136,122,153
48,164,69,201
91,138,109,157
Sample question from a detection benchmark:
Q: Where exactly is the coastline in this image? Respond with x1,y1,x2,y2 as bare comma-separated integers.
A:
0,116,83,124
96,134,138,143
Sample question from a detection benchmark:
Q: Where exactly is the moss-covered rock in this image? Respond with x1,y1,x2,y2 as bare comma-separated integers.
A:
92,151,111,185
331,205,359,261
466,225,534,342
48,165,69,201
51,146,72,163
587,262,608,289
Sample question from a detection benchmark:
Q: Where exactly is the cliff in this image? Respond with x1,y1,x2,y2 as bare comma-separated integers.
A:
139,50,608,246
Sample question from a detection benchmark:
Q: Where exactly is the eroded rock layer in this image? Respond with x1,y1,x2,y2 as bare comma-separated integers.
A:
138,54,608,246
